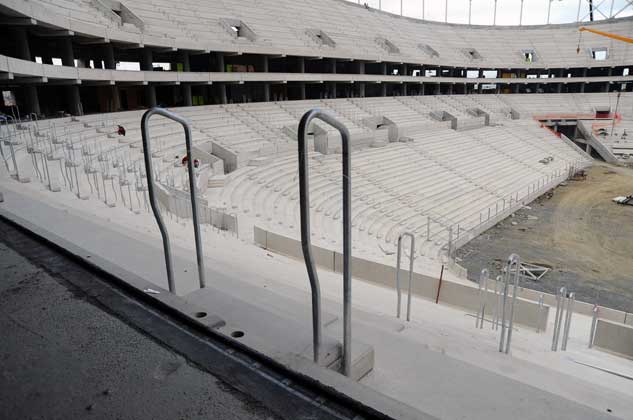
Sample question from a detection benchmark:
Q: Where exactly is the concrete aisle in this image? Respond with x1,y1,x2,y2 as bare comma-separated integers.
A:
0,241,279,420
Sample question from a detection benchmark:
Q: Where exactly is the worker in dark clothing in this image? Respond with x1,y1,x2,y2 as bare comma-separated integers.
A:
117,125,126,136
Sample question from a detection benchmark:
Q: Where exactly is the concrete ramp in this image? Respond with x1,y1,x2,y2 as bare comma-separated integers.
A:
577,121,619,164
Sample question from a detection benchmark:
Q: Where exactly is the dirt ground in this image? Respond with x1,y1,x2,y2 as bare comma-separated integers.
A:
457,162,633,313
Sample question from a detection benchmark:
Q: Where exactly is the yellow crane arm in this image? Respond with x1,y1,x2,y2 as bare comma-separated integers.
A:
579,27,633,44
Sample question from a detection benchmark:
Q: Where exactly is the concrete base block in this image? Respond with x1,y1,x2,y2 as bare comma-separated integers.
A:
186,285,374,380
594,319,633,360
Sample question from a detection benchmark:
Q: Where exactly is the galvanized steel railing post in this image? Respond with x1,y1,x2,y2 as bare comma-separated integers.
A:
476,269,489,329
551,287,567,351
561,292,575,351
536,294,544,333
396,232,415,321
588,304,599,348
298,109,352,377
141,107,207,294
499,254,520,354
492,275,501,330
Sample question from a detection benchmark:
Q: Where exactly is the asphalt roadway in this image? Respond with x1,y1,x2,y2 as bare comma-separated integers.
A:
0,238,280,420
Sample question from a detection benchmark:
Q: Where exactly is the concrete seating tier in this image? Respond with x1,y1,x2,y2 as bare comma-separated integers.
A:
218,117,591,265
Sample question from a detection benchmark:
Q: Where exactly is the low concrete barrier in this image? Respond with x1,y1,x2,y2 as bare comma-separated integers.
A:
156,184,238,235
254,226,548,331
593,319,633,360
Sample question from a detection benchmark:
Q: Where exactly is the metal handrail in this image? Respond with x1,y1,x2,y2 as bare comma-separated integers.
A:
141,107,206,294
561,292,575,351
499,254,520,354
551,286,567,351
476,268,489,329
492,275,502,330
396,232,415,321
588,304,599,348
297,108,352,377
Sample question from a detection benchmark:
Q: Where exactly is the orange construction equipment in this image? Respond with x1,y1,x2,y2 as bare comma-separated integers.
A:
577,27,633,53
578,27,633,44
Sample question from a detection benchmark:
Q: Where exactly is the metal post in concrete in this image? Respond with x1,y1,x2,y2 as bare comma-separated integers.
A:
551,287,567,351
141,108,207,294
588,304,599,348
499,254,520,354
298,109,352,377
476,269,489,329
561,292,575,351
396,232,415,321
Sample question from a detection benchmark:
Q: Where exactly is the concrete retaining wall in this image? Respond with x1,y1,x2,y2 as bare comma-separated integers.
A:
593,319,633,360
254,226,548,331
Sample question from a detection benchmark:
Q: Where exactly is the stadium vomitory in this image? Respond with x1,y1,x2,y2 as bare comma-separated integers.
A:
1,0,633,419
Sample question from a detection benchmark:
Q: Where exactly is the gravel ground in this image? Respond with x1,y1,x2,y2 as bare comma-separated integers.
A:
457,163,633,313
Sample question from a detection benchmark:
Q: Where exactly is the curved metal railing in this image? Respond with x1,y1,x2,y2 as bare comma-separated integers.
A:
297,109,352,377
141,107,206,294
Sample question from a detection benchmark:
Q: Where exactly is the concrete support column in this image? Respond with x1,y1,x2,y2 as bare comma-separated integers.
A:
219,84,227,104
263,83,270,102
261,55,268,73
298,57,305,73
146,85,157,107
217,52,225,72
359,82,365,97
381,83,387,96
178,50,191,72
66,85,82,115
514,84,520,93
299,82,306,100
111,85,121,111
104,44,116,70
557,83,563,93
358,61,365,75
403,63,408,77
14,28,31,61
172,85,179,105
420,83,425,95
447,83,453,95
62,38,74,67
381,62,387,75
141,49,153,71
403,83,408,96
495,84,501,94
580,82,586,93
182,84,192,106
25,86,40,116
331,82,337,99
331,58,336,74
